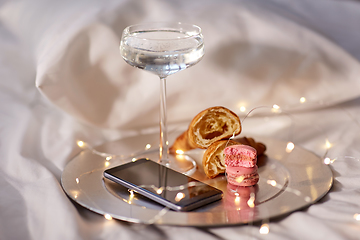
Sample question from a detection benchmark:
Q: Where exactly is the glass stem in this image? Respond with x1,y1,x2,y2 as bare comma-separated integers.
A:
159,77,169,163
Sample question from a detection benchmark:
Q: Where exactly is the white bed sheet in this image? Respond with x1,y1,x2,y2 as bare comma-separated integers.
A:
1,0,360,239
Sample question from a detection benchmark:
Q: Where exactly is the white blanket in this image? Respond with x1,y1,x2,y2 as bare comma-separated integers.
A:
1,0,360,239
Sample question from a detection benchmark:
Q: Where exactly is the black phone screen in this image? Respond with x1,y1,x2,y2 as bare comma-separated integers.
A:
103,158,223,211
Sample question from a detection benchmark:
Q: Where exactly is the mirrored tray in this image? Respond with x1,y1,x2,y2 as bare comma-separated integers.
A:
61,132,333,226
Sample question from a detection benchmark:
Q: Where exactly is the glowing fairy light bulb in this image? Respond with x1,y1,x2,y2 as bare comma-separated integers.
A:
145,144,151,150
132,158,137,162
105,161,110,167
236,176,245,183
105,156,112,161
354,213,360,221
267,180,277,187
240,106,246,112
156,188,163,194
300,97,306,103
325,139,332,149
234,196,241,205
175,192,185,202
77,141,85,148
324,157,331,165
75,178,80,184
104,214,113,220
247,196,255,208
272,104,280,110
271,104,280,113
129,190,135,197
259,223,270,234
286,142,295,153
128,190,135,204
176,149,184,155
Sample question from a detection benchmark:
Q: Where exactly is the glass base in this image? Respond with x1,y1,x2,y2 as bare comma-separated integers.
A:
137,149,197,176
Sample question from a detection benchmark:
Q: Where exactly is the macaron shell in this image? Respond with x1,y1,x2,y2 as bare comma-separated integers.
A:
224,145,257,158
224,144,257,167
225,158,257,167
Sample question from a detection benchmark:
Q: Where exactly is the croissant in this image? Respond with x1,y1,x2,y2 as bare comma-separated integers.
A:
169,129,197,154
170,106,241,153
202,137,266,178
202,140,239,178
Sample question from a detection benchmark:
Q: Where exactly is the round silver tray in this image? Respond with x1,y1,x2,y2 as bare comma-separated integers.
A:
61,132,333,226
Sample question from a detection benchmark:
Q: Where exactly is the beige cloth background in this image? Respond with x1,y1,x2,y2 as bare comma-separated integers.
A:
2,0,359,130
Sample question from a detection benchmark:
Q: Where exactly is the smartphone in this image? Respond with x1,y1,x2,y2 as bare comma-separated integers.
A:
103,158,223,211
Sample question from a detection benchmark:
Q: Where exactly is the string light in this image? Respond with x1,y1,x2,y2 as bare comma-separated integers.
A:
272,104,280,109
354,213,360,221
240,106,246,112
77,141,85,148
175,149,184,155
247,194,255,208
325,139,332,149
286,142,295,153
271,104,280,113
128,190,135,204
145,144,151,150
175,192,185,202
104,214,113,220
129,190,135,197
234,196,241,205
156,188,163,194
300,97,306,103
75,178,80,184
267,180,277,187
259,223,270,234
324,157,331,165
105,156,112,161
236,176,245,183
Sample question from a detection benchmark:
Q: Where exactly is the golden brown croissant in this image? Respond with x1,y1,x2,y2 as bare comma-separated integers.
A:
169,129,197,154
202,140,239,178
170,106,241,153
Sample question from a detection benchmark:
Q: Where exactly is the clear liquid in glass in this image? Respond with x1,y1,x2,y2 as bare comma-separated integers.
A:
120,30,204,78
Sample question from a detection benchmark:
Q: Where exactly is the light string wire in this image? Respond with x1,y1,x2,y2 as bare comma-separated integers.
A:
72,104,360,230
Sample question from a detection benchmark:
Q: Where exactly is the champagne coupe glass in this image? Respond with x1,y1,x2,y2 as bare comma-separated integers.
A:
120,22,204,174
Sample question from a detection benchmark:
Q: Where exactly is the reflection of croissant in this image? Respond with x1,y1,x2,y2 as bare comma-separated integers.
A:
203,137,266,178
170,106,241,153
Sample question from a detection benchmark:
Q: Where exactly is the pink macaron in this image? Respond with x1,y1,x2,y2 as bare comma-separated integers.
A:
224,145,257,168
226,165,259,186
